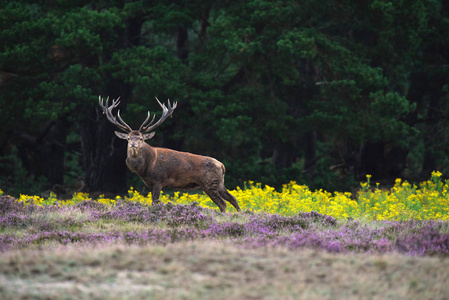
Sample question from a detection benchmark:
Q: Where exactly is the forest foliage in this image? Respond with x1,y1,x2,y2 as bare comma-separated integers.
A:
1,0,448,196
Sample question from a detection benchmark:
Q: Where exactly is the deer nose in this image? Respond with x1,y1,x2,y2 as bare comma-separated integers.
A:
129,142,138,148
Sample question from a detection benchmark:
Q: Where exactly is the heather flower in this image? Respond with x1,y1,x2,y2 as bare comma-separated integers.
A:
74,200,107,212
0,196,24,214
1,171,449,259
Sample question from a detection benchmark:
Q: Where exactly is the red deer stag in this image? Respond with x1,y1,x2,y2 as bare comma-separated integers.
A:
99,96,241,213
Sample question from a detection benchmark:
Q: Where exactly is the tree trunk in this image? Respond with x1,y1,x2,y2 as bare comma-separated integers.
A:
360,142,408,181
421,72,445,177
79,106,128,194
272,142,298,170
175,27,189,61
44,118,70,185
14,117,69,189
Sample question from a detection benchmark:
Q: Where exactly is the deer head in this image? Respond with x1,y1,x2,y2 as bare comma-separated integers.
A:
98,96,177,156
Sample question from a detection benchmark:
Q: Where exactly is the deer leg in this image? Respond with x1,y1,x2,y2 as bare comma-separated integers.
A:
151,184,162,205
219,189,241,212
203,189,227,212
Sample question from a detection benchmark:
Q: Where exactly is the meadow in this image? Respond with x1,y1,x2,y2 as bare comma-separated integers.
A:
0,171,448,299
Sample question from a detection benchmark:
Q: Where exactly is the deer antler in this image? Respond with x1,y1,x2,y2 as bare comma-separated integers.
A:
139,98,178,133
98,96,132,133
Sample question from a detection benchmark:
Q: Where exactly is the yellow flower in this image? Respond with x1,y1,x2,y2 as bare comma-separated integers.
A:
431,170,442,178
7,170,449,221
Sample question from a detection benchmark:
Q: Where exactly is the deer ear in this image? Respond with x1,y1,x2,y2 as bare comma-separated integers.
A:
114,131,129,140
142,132,155,140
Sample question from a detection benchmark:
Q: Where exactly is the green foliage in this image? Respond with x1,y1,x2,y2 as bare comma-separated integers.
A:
1,0,448,194
0,147,48,196
106,46,187,97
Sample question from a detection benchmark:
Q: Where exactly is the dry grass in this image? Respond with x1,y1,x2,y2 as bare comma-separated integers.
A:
0,241,448,300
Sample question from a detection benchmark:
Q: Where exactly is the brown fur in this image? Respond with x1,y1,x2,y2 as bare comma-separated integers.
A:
120,131,240,212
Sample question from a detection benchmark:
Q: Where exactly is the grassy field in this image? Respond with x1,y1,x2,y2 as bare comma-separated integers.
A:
1,172,449,299
1,242,448,299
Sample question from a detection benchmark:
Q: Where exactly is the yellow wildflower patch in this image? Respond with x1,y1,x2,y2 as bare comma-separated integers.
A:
3,172,449,221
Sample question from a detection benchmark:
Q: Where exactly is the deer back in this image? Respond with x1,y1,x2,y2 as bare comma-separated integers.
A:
136,146,224,189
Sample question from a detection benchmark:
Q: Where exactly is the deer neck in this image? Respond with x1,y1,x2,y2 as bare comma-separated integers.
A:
126,143,156,174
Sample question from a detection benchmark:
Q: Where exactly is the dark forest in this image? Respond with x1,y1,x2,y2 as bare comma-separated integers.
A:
1,0,448,196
